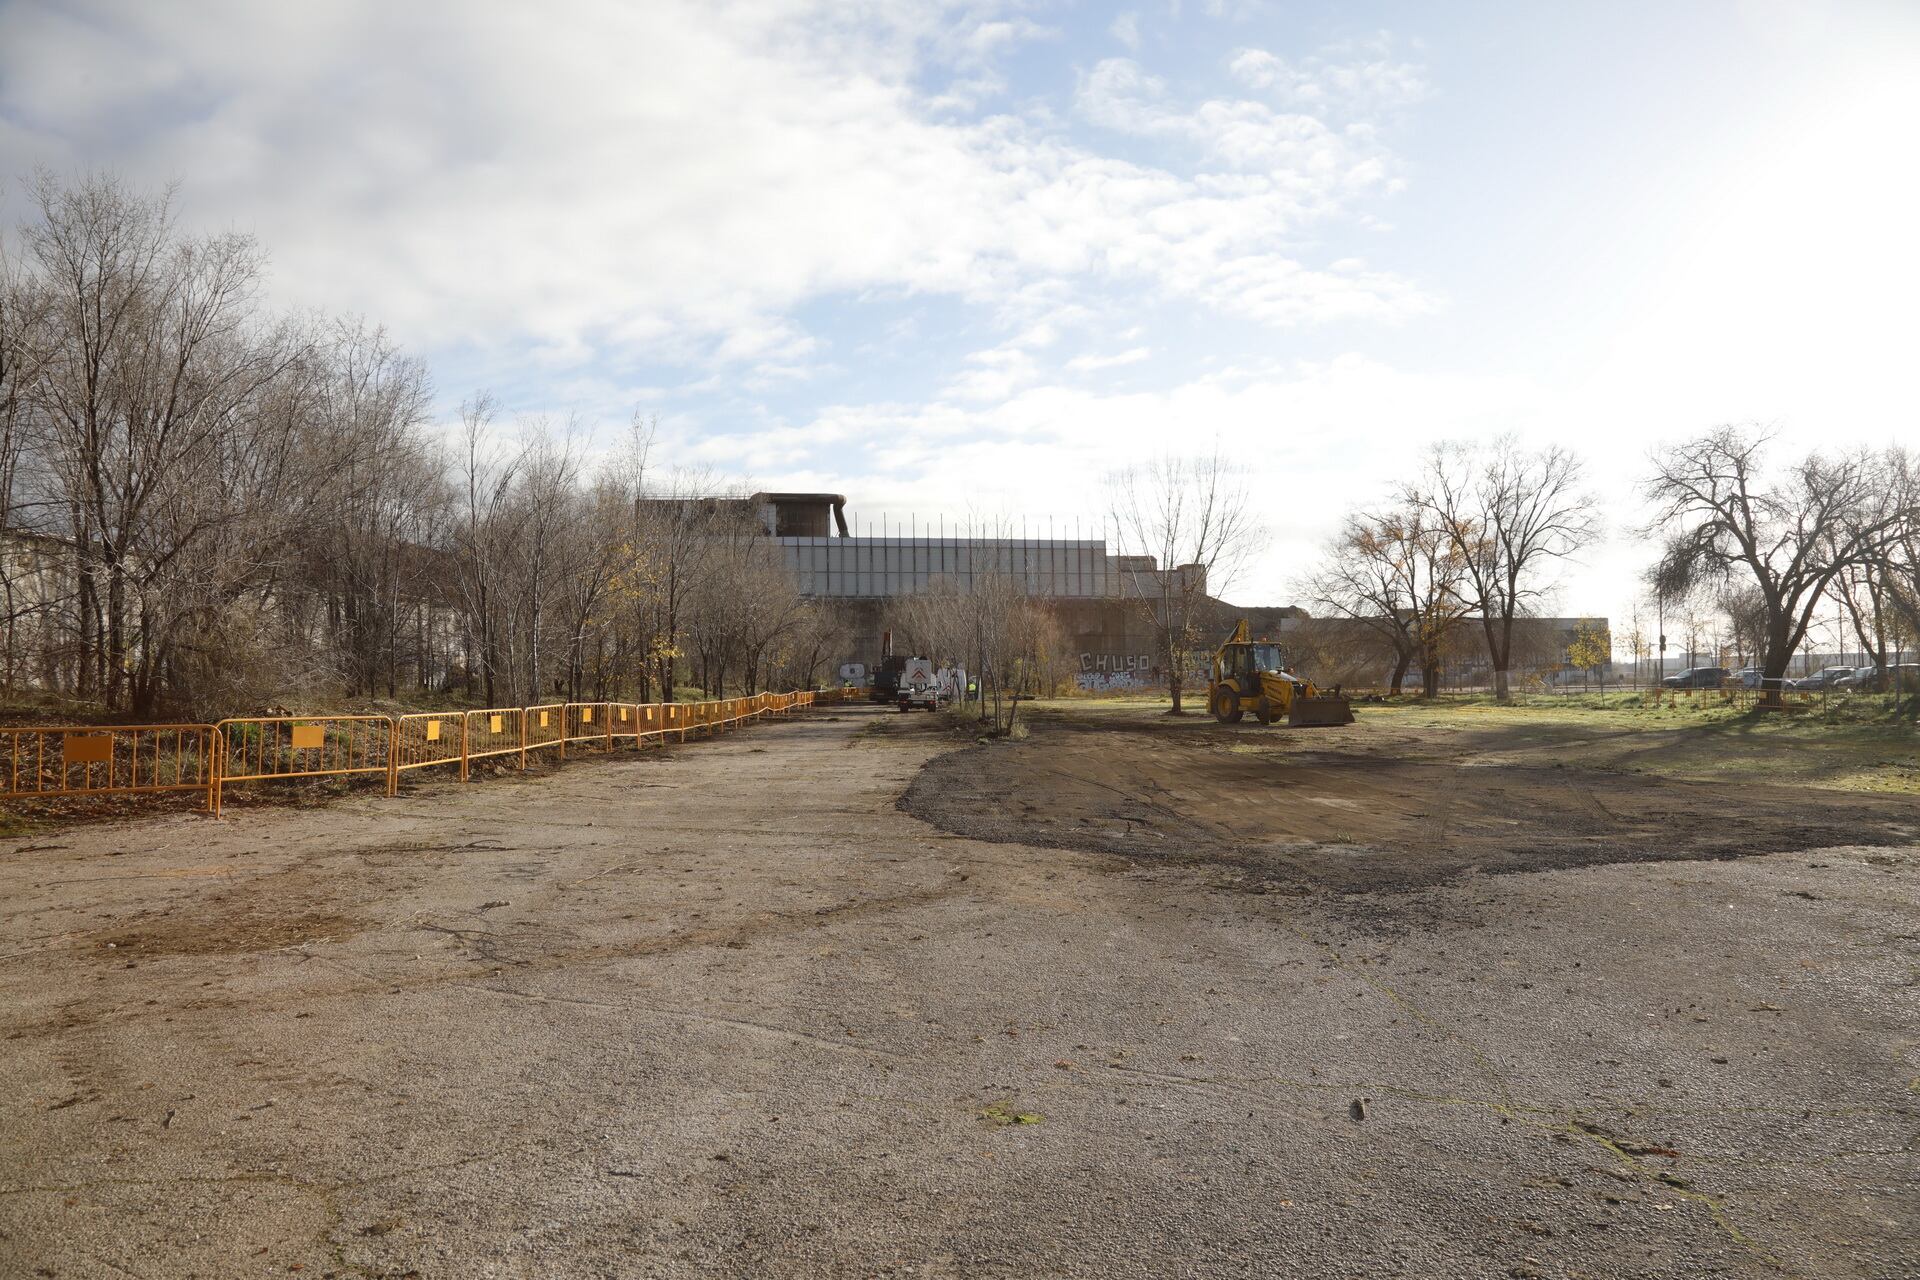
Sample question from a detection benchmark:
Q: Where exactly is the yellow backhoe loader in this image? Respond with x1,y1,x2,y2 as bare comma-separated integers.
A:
1207,621,1354,727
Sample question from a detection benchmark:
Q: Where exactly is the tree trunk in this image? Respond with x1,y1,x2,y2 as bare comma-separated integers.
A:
76,557,98,700
106,557,127,712
1165,633,1184,714
1388,649,1411,696
1485,616,1513,701
1759,643,1795,705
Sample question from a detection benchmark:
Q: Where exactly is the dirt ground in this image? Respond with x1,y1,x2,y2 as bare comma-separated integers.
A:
905,707,1920,894
2,703,1917,1278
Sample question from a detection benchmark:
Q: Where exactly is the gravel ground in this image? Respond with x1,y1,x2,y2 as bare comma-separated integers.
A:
1,705,1916,1279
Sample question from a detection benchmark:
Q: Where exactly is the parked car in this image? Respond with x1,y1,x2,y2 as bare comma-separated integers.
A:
1789,665,1859,692
1837,664,1920,693
1732,667,1763,689
1661,666,1729,689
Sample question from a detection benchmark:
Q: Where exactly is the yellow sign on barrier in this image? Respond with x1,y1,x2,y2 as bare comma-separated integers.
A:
64,734,113,764
290,724,325,749
425,720,441,741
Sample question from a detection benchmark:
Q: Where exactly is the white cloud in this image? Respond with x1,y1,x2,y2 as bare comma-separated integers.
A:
1068,56,1428,323
1076,54,1400,182
944,343,1043,402
1228,36,1428,115
1064,346,1151,372
1110,12,1141,50
0,1,1424,373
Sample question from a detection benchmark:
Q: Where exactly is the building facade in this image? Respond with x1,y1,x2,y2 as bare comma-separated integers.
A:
746,492,1607,692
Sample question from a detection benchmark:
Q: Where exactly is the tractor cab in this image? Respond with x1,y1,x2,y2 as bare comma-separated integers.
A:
1217,641,1299,697
1235,642,1288,686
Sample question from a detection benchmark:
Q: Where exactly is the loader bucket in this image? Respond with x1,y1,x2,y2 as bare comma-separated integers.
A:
1287,693,1354,728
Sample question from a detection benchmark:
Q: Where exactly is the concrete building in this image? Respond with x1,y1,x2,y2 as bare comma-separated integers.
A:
743,493,1608,693
743,492,1195,687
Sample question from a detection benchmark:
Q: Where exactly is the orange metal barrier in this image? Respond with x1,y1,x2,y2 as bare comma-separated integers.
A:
2,690,829,821
525,703,565,757
393,711,466,782
609,702,671,745
1,723,216,810
213,715,394,816
463,707,527,772
564,702,614,751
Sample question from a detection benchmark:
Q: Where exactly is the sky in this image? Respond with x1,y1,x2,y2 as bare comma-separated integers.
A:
2,0,1917,648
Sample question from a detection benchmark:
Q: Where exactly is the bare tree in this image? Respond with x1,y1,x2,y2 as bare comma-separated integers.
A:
305,320,437,698
507,421,585,701
1109,452,1258,714
21,173,310,712
450,391,525,706
896,574,979,688
1409,437,1597,700
0,232,56,683
1645,426,1910,702
774,602,845,692
679,502,801,698
612,470,729,703
964,571,1061,734
1300,501,1468,696
1718,584,1768,669
1623,599,1650,686
1890,451,1920,649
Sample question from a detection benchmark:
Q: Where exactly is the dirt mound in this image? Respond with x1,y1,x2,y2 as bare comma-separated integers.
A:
901,719,1918,893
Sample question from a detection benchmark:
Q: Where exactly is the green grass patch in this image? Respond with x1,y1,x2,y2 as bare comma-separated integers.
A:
979,1100,1043,1127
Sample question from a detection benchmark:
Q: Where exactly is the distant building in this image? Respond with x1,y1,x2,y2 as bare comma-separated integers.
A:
733,492,1206,687
694,493,1610,692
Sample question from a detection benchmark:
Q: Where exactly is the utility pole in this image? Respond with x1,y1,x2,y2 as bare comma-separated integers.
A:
1656,592,1666,688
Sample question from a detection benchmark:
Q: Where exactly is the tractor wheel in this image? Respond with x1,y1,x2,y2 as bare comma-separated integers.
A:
1212,687,1243,724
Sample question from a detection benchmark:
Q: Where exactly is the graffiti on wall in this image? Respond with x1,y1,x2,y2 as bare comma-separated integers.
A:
1077,651,1156,691
1076,670,1149,690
